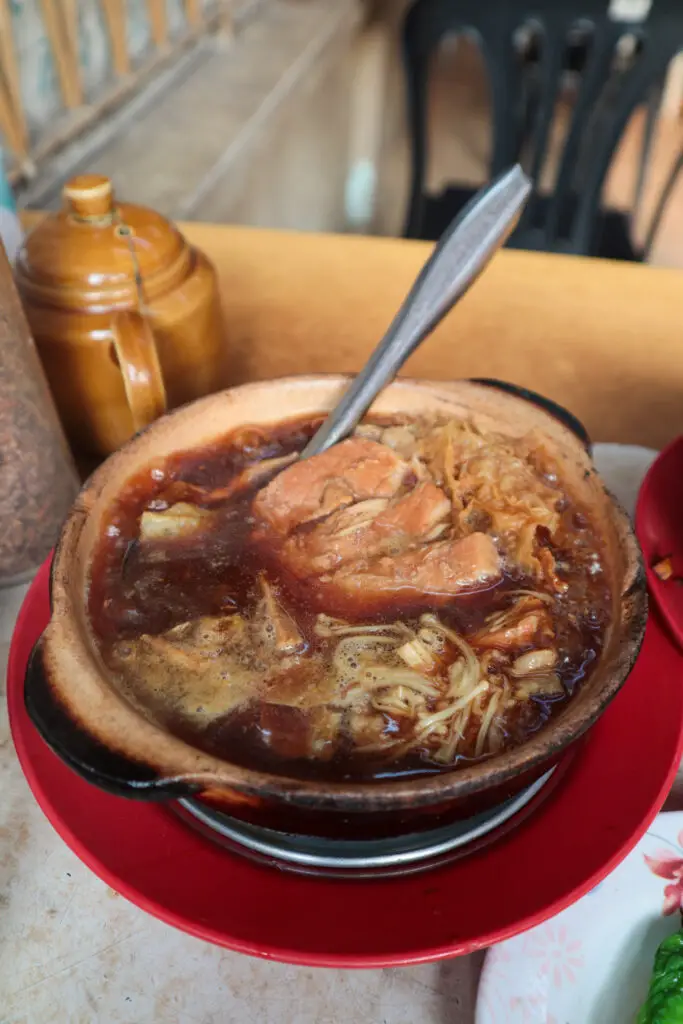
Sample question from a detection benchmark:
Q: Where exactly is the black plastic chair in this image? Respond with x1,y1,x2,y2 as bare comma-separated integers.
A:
403,0,683,258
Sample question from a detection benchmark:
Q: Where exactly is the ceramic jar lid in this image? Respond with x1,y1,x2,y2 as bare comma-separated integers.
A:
15,174,192,310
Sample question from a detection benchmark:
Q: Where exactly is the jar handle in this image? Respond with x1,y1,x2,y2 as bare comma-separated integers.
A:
110,311,167,433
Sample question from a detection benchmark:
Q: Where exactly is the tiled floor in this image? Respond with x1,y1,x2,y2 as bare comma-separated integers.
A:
21,0,360,234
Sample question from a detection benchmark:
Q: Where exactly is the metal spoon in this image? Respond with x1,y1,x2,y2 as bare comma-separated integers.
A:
301,165,532,460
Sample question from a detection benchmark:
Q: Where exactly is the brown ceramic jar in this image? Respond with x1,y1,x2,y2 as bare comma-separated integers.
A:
15,174,228,457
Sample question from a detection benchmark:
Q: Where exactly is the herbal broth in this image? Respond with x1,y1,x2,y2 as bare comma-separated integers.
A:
88,415,611,781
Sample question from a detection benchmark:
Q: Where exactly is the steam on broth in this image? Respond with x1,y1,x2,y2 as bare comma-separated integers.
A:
88,414,611,781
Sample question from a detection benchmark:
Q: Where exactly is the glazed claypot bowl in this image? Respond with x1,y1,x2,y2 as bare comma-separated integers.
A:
25,376,647,840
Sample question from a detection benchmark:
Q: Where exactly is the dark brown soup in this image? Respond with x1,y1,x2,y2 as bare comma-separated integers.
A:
88,415,611,781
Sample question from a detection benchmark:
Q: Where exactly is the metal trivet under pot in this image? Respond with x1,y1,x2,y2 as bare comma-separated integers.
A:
174,767,556,878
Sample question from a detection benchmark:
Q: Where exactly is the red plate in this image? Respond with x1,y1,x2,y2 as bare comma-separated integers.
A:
8,559,683,967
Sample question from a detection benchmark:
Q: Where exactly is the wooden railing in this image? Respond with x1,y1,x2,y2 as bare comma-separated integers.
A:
0,0,236,182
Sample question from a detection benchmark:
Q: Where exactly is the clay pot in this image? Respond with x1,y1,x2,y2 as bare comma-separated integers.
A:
24,377,646,839
15,174,228,457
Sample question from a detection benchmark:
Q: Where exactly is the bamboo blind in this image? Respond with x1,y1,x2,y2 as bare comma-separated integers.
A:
0,0,235,178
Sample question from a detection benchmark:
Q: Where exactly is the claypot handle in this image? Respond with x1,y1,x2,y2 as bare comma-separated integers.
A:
110,311,167,433
24,637,198,801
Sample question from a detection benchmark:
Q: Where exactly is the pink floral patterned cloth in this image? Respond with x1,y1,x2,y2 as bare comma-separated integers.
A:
644,828,683,914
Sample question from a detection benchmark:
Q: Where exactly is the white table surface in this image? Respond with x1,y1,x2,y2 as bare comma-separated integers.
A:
0,445,663,1024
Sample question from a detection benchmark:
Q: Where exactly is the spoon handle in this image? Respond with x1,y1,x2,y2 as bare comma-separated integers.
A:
302,164,531,459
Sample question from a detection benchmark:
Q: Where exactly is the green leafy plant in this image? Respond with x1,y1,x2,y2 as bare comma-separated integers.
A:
638,924,683,1023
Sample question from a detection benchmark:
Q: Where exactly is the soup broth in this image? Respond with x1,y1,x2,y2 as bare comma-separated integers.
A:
88,414,611,781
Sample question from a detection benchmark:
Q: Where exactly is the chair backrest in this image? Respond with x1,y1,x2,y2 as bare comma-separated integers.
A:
403,0,683,252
